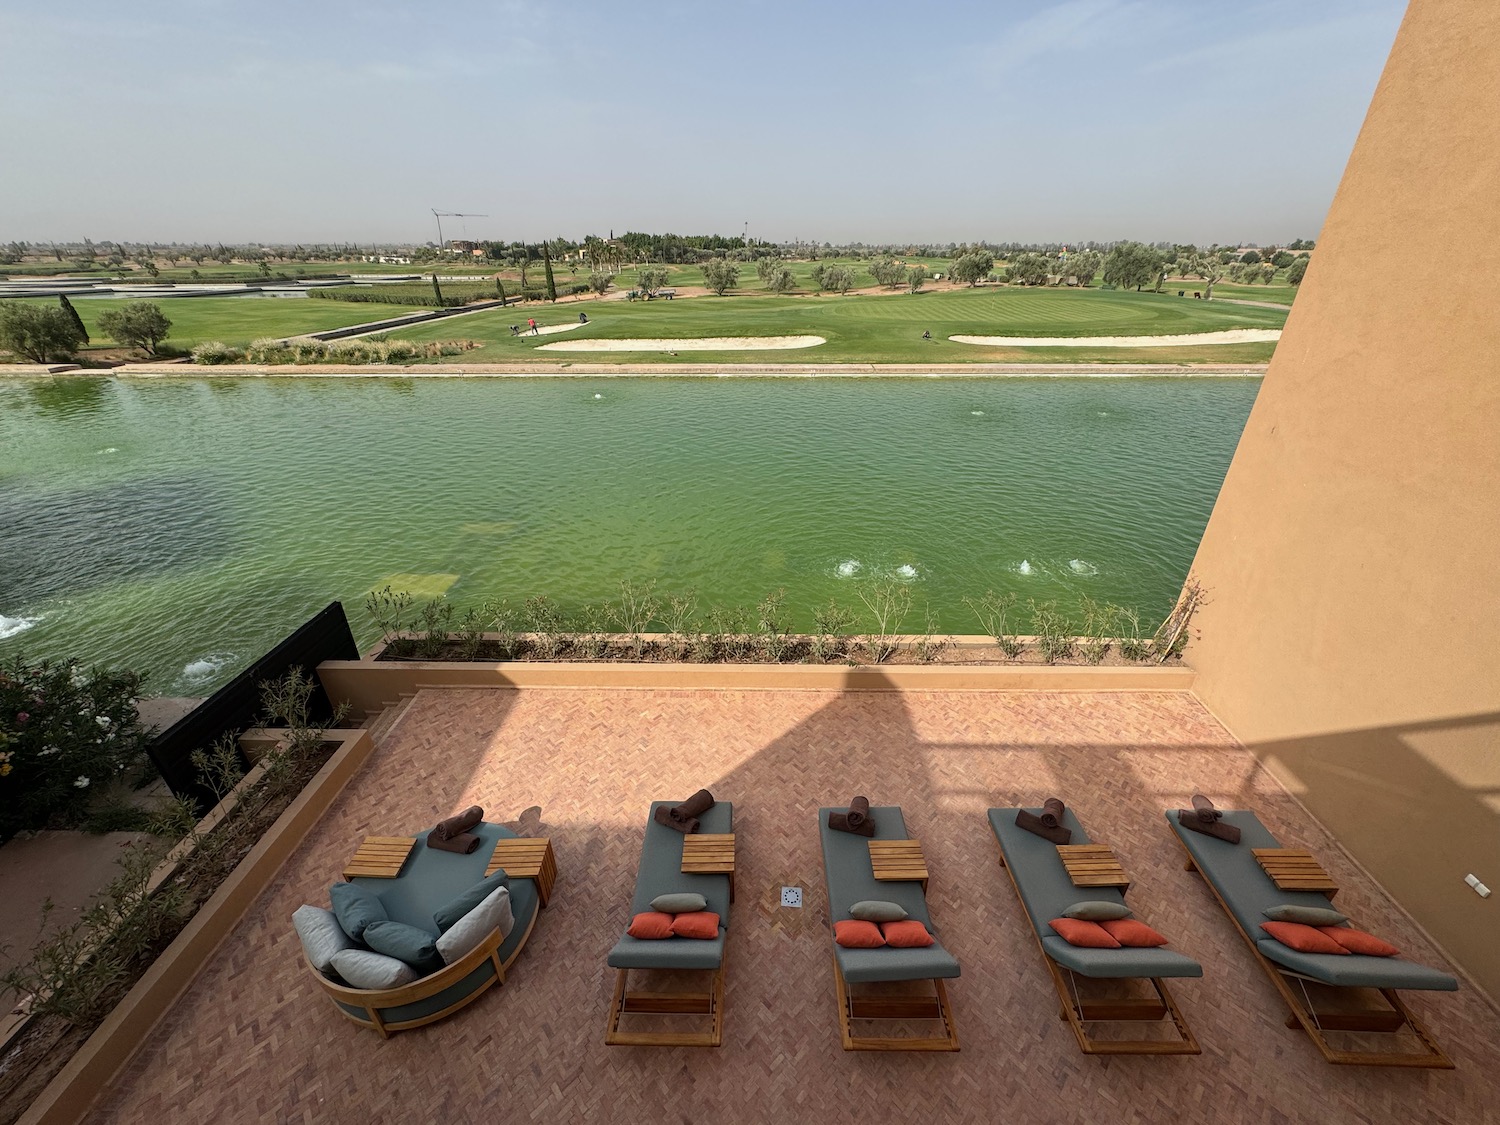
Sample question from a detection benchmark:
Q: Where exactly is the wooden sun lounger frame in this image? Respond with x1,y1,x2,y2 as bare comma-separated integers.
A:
995,837,1199,1056
820,814,959,1052
832,954,959,1052
605,956,727,1047
1172,833,1453,1068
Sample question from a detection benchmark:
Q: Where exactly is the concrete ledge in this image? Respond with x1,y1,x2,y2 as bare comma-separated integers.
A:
20,728,375,1125
317,658,1195,719
89,361,1267,379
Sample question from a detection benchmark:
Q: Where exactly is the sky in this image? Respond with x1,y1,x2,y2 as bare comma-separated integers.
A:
0,0,1409,247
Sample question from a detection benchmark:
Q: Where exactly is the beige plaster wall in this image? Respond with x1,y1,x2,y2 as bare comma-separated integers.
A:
1185,0,1500,996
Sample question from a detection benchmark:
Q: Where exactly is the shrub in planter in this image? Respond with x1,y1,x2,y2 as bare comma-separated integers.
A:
191,340,244,365
0,657,150,840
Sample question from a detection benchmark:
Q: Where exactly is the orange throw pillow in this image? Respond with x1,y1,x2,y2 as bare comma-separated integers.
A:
881,920,935,948
669,911,720,940
1048,918,1121,948
1099,918,1169,947
1260,921,1349,954
834,920,886,948
1318,926,1400,957
626,912,675,939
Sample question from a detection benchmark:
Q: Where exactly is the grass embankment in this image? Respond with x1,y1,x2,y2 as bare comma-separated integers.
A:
15,296,420,352
386,285,1286,365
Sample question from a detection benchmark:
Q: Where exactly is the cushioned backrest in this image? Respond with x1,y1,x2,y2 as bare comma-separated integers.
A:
818,806,934,926
1167,809,1335,936
628,801,734,924
352,821,513,936
988,808,1124,938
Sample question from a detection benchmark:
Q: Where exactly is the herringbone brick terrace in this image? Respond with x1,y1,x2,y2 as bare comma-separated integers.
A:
86,689,1500,1124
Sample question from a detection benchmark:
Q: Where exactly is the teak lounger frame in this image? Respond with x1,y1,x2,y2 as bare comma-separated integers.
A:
605,957,727,1048
831,955,959,1053
819,806,960,1052
605,799,733,1048
1171,830,1453,1068
993,834,1199,1056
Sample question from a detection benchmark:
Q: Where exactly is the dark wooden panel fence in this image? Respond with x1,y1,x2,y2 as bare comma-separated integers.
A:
145,601,359,810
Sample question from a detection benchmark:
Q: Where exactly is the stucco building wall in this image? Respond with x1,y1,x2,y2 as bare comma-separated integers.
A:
1186,0,1500,997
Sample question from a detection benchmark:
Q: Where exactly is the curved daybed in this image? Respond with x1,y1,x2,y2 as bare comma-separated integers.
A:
303,821,542,1036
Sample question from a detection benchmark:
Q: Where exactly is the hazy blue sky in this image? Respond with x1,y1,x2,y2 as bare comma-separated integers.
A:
0,0,1407,246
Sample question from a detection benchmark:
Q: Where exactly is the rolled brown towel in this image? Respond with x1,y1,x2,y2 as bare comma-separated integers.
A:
1039,797,1065,829
845,795,872,831
1190,794,1222,824
1015,809,1072,845
655,804,699,834
427,830,481,854
1177,810,1241,845
434,805,483,841
668,789,716,826
828,810,875,837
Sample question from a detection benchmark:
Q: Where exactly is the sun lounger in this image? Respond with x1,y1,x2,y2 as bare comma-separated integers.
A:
819,806,960,1051
1168,808,1457,1068
989,807,1202,1055
605,799,733,1046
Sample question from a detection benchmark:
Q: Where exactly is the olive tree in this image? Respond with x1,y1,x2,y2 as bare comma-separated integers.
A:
636,267,670,297
98,301,172,356
1101,242,1159,291
821,265,855,294
0,304,85,362
701,258,740,296
949,250,995,286
1008,252,1050,286
1286,256,1309,286
906,266,926,293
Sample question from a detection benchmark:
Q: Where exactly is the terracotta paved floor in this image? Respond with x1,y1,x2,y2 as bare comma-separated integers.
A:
88,689,1500,1125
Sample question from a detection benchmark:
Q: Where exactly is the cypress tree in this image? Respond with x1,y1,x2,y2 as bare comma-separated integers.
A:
543,243,557,303
495,278,508,306
431,274,445,307
58,295,89,344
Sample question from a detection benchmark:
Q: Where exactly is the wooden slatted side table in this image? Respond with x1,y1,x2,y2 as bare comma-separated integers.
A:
342,836,416,880
1253,848,1339,898
681,833,737,901
1056,844,1131,894
486,837,558,907
868,839,929,891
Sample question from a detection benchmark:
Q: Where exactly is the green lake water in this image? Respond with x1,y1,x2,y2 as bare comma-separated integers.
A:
0,375,1258,694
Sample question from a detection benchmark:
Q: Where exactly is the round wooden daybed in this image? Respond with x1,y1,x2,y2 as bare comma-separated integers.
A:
307,821,542,1037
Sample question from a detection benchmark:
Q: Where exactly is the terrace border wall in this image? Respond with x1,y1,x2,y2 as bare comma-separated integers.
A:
316,642,1195,720
19,727,375,1125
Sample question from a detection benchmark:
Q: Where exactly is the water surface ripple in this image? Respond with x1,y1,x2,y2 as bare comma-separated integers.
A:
0,376,1258,692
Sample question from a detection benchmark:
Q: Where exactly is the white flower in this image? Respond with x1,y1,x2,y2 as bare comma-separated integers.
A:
39,746,60,757
74,776,90,789
95,715,112,729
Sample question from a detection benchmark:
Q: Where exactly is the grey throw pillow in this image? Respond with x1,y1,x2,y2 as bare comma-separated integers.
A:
1264,904,1348,926
292,904,357,974
650,892,709,914
364,919,445,977
437,886,515,966
434,870,511,933
330,948,418,990
1062,901,1133,921
849,900,909,923
329,881,388,941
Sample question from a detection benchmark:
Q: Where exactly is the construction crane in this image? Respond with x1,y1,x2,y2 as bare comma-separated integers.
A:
431,209,489,249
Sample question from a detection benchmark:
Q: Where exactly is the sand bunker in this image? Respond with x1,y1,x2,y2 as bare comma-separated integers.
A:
538,335,826,352
517,322,584,336
948,328,1282,348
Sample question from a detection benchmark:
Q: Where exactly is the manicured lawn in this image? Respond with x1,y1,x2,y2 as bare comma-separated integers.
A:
17,296,420,351
386,285,1286,365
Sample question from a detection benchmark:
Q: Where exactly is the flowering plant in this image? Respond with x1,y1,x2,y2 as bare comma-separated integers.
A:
0,657,149,839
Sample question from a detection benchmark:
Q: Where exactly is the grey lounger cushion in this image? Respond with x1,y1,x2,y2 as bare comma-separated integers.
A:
1167,809,1458,992
989,808,1202,979
348,821,541,987
819,806,960,984
607,800,733,971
